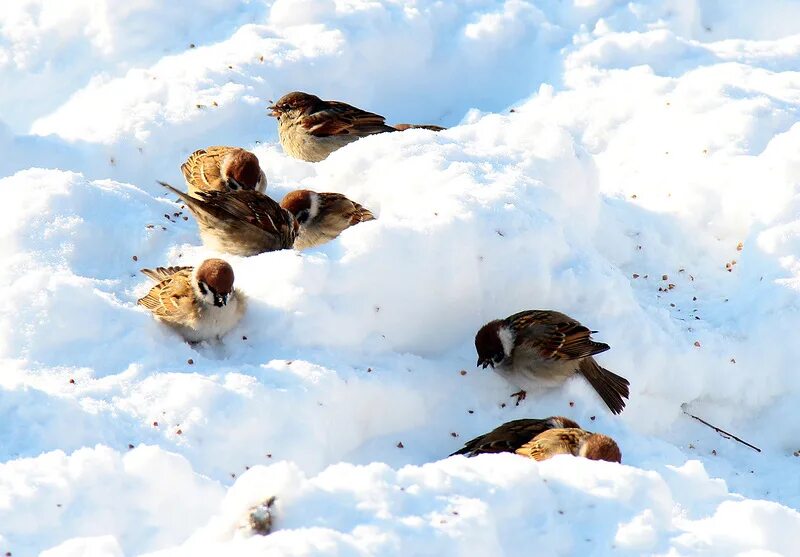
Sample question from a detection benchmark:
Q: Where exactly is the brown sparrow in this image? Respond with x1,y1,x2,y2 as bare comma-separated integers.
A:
517,428,622,463
450,416,580,457
137,258,245,342
158,181,297,256
475,310,630,414
181,146,267,196
280,189,375,250
268,91,445,162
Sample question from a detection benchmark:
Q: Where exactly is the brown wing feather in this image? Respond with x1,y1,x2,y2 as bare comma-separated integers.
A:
182,146,231,193
509,310,610,361
141,266,193,282
301,101,394,137
137,269,199,323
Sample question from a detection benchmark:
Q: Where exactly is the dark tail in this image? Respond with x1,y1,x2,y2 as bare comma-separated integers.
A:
578,357,630,415
157,180,207,214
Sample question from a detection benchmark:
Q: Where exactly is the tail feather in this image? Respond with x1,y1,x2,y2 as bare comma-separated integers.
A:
578,358,630,415
157,180,210,219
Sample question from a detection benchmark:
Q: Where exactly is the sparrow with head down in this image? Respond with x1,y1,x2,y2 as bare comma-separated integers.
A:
517,428,622,463
475,310,630,414
137,258,245,342
451,419,620,463
158,181,297,256
450,416,580,457
280,189,375,250
181,146,267,196
268,91,445,162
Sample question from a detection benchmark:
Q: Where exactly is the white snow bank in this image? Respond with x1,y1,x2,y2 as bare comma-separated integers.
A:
3,0,800,555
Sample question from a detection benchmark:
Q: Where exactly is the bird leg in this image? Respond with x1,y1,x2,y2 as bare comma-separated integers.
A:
510,390,527,405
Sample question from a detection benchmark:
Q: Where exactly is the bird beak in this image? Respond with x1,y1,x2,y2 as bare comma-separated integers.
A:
214,293,228,307
268,105,280,117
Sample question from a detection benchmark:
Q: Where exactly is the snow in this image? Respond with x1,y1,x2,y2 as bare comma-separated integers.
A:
2,0,800,555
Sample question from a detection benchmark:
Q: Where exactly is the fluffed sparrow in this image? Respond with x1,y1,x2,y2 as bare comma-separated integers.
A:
450,416,580,457
517,427,622,463
475,310,630,414
181,146,267,196
268,91,445,162
138,258,245,342
280,189,375,250
158,181,297,256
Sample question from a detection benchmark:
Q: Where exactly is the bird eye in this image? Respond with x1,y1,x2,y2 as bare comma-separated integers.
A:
296,209,310,224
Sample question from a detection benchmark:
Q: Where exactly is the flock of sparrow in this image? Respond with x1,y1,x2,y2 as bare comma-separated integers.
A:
138,91,629,466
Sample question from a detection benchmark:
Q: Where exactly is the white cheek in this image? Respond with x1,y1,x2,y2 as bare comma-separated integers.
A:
497,327,515,359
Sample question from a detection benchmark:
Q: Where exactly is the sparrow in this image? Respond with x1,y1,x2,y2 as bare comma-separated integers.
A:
181,146,267,196
475,310,630,414
268,91,445,162
137,258,245,342
450,416,581,457
516,428,622,463
280,189,375,250
158,181,297,256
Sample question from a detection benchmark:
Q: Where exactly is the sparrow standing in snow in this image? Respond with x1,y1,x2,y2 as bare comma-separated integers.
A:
450,416,581,457
137,258,245,342
280,189,375,250
268,91,445,162
475,310,630,414
181,146,267,196
517,428,622,463
158,181,297,256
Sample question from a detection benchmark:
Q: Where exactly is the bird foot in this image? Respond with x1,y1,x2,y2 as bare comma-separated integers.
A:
510,390,527,406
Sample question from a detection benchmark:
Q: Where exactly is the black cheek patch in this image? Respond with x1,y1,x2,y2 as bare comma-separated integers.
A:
198,282,208,295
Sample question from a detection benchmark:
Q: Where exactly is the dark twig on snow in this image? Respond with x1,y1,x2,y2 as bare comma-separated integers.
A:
681,403,761,453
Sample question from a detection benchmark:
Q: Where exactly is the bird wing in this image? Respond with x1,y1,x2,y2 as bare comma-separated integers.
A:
140,266,193,283
137,268,199,324
509,310,611,361
182,146,230,193
300,101,392,137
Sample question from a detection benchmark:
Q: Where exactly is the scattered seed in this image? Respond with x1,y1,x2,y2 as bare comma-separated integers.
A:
242,335,248,340
694,341,701,347
367,367,372,373
128,444,134,449
632,273,639,279
662,274,668,281
459,370,467,376
396,442,404,449
590,416,596,421
187,359,194,365
730,358,736,363
450,432,459,438
266,454,272,458
737,242,743,251
189,43,196,48
631,194,638,199
153,421,159,427
569,401,575,407
693,296,697,301
132,255,138,261
711,449,717,456
500,403,506,408
468,410,474,414
176,429,182,435
668,283,675,290
69,378,75,384
231,473,236,478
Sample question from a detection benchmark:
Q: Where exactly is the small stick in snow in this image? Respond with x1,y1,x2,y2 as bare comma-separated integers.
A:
681,403,761,452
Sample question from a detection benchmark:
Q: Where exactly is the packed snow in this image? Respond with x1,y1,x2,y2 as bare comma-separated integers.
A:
3,0,800,555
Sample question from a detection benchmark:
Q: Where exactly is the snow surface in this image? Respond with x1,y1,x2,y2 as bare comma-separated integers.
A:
3,0,800,555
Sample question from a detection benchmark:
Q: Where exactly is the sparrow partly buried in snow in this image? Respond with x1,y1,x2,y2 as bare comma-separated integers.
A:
517,428,622,463
158,181,297,256
137,258,245,342
280,189,375,250
268,91,445,162
475,310,630,414
181,146,267,196
450,416,581,457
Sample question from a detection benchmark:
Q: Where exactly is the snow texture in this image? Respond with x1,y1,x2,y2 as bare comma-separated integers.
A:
2,0,800,555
